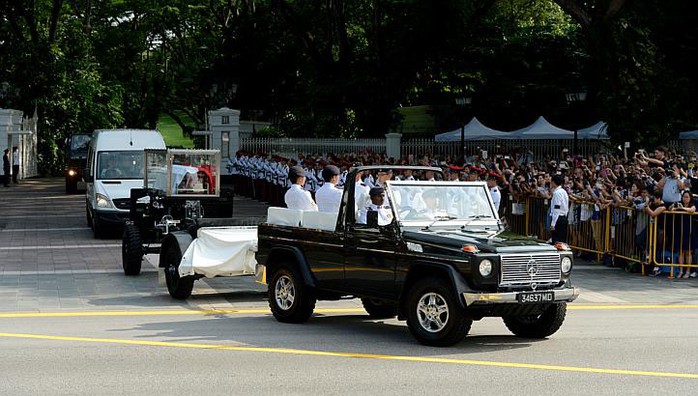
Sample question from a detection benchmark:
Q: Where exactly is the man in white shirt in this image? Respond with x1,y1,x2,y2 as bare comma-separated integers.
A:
358,187,393,226
550,174,569,243
284,166,318,211
354,167,370,216
487,173,501,213
315,165,343,213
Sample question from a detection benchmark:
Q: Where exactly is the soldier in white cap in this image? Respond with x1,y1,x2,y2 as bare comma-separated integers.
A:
284,166,318,211
315,165,343,213
358,187,393,226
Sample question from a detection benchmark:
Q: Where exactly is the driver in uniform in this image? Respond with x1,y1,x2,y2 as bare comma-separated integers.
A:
358,187,393,225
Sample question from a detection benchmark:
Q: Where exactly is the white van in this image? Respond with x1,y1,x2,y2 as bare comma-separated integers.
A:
85,129,166,237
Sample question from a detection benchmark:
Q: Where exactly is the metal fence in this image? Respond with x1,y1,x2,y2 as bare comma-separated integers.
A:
240,137,386,158
501,197,698,277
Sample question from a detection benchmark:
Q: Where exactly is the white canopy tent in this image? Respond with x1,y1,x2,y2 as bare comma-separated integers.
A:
511,116,574,139
578,121,610,139
679,130,698,139
434,117,513,142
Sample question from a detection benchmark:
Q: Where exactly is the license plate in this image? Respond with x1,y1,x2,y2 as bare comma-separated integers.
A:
517,292,554,304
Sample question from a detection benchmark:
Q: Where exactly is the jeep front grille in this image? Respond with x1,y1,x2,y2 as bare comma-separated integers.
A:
499,253,561,287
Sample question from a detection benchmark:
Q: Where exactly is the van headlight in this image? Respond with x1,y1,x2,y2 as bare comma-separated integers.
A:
479,259,493,277
561,256,573,274
96,193,115,209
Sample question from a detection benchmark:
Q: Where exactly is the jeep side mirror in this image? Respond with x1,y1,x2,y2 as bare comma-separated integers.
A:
366,210,378,228
83,168,93,183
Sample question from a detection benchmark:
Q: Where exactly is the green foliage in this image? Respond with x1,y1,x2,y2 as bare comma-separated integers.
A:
1,0,697,175
156,113,195,148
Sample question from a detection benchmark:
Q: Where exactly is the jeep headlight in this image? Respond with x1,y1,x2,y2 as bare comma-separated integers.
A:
68,169,77,176
561,256,573,274
479,259,493,277
96,193,115,209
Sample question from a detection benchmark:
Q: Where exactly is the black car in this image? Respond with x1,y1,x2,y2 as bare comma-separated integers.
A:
255,166,578,346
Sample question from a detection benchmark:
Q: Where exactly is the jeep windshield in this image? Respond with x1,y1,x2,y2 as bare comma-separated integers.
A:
386,180,498,228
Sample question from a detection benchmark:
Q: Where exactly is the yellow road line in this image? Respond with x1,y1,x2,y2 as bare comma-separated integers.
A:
0,332,696,380
1,304,698,318
0,308,358,318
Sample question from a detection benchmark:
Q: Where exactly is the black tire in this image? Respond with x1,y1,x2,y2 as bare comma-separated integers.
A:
502,303,567,339
268,264,316,323
122,223,144,276
66,179,77,194
86,204,93,228
163,243,195,300
406,277,472,347
92,214,105,239
361,298,398,319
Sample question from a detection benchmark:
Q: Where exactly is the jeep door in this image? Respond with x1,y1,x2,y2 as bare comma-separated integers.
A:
343,225,398,298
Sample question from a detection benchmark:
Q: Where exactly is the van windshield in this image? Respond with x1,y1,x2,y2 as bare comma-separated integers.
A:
97,151,143,180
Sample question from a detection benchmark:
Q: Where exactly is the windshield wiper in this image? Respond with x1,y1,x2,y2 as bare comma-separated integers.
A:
461,214,494,230
422,215,458,231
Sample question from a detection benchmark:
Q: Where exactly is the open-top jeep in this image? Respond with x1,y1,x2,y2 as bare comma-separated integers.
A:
256,166,578,346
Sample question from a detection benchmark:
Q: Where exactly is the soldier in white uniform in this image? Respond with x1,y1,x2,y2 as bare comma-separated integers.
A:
358,187,393,226
315,165,343,213
284,166,318,211
487,173,502,212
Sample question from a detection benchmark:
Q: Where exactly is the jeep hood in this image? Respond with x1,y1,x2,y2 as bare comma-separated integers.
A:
402,229,557,254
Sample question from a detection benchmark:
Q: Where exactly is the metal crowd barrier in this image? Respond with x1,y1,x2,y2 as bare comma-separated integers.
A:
502,197,698,277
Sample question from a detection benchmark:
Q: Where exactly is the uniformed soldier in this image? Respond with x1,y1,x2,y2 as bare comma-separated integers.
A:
284,166,318,211
315,165,343,213
358,186,393,226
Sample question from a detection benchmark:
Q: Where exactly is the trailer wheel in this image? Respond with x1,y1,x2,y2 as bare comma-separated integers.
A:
122,223,144,276
163,243,195,300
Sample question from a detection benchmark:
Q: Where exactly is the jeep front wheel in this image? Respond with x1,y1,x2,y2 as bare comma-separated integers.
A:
361,298,398,319
268,264,316,323
406,277,472,347
502,303,567,338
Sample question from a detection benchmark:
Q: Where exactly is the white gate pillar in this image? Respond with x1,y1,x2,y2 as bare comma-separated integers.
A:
207,107,241,160
385,132,402,160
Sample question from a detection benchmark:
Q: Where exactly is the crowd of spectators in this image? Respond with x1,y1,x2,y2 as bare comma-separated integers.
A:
227,145,698,279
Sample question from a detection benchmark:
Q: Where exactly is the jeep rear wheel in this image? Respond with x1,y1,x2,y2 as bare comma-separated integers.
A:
502,303,567,338
122,223,144,276
268,264,316,323
406,277,472,347
361,298,398,319
163,243,195,300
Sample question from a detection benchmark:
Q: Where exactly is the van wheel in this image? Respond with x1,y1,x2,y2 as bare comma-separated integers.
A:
268,264,316,323
92,215,106,239
163,243,195,300
86,204,93,228
122,224,143,276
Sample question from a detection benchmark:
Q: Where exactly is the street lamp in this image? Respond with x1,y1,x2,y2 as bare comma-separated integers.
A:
566,91,587,156
455,96,472,165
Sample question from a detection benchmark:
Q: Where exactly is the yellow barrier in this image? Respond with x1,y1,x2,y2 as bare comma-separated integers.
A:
649,211,698,278
501,197,698,278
